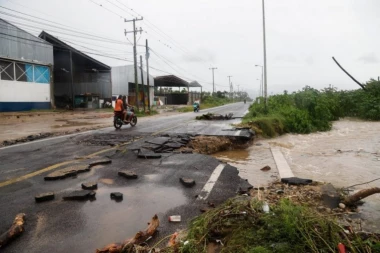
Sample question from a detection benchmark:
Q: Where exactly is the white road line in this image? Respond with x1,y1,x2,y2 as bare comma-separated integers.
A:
197,164,226,200
270,148,294,178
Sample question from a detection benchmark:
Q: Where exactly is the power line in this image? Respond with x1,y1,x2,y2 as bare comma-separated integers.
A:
88,0,124,19
0,33,134,63
0,21,135,54
0,9,127,44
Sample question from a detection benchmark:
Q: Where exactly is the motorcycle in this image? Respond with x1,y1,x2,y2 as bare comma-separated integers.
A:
113,106,137,129
193,103,200,112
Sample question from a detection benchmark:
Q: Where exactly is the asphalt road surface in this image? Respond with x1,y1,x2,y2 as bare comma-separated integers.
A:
0,102,251,253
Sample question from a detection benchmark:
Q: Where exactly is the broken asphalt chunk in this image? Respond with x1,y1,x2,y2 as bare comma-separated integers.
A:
138,153,162,159
44,164,90,180
146,137,170,145
63,190,96,200
118,170,138,179
89,158,111,167
35,192,55,203
82,182,98,190
180,177,195,187
281,177,312,185
260,165,271,171
164,142,184,149
321,183,340,209
110,192,123,201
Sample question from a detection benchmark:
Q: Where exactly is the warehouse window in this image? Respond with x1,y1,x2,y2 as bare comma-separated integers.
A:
0,60,14,81
34,65,50,83
15,63,33,82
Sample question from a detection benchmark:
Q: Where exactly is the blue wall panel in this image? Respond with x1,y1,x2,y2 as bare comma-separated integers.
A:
0,102,50,112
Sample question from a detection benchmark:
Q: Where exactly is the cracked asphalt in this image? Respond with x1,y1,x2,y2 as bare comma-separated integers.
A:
0,102,252,253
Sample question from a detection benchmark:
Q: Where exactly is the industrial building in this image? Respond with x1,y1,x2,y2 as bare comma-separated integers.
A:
0,18,54,112
39,31,112,109
154,75,202,105
111,65,154,108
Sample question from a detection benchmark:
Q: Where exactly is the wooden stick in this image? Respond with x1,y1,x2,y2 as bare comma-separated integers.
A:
0,213,26,248
96,214,160,253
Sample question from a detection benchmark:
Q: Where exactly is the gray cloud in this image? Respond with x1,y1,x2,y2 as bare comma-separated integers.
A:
357,53,378,64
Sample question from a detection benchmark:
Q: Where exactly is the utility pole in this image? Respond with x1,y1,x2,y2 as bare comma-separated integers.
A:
227,75,232,99
139,55,146,112
145,39,151,111
262,0,268,108
125,17,143,111
209,67,217,94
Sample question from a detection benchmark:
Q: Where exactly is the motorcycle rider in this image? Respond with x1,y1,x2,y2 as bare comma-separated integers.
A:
115,95,128,123
122,95,133,122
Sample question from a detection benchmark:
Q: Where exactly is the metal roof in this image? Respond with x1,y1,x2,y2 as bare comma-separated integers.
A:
39,31,111,70
154,75,202,88
188,81,202,88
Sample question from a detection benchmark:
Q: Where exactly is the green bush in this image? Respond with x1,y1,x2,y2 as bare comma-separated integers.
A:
244,80,380,136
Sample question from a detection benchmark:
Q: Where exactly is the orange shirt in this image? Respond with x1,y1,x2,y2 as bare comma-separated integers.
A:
115,99,123,111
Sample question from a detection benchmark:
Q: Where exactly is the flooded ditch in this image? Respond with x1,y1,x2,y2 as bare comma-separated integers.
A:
211,119,380,232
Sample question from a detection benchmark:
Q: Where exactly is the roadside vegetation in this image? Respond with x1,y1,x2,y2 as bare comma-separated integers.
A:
176,197,380,253
242,79,380,137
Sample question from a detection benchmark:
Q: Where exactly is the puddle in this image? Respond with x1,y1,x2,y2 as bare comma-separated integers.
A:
79,184,187,250
213,145,278,187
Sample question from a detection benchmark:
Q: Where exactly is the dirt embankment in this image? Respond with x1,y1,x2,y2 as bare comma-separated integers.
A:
188,136,253,155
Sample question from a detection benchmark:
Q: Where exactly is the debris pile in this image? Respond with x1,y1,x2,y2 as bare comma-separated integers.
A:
196,113,234,120
167,182,380,253
96,214,160,253
189,136,252,154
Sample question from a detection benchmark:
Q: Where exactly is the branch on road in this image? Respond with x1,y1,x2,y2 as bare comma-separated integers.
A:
0,213,26,249
344,187,380,206
96,214,160,253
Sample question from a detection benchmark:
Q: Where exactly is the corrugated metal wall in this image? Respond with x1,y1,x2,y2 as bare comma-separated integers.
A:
0,19,53,65
54,72,111,99
111,65,154,95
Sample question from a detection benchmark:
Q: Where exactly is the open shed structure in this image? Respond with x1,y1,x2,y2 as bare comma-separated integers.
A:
154,75,202,105
39,31,111,109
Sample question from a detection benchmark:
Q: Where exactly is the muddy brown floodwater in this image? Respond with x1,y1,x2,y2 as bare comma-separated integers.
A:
213,119,380,232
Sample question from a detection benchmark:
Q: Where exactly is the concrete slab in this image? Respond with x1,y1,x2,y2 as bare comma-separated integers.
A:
270,148,294,179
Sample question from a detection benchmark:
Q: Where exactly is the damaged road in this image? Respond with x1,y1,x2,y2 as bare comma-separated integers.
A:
0,102,255,253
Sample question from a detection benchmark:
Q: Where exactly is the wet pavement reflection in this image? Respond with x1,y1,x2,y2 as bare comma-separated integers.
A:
80,184,186,250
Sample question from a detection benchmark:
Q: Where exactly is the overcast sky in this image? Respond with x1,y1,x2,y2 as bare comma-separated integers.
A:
1,0,380,97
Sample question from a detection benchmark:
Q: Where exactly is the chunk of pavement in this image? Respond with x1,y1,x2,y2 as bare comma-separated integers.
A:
89,158,112,167
180,177,195,187
110,192,123,201
238,181,253,194
141,143,162,151
260,165,271,171
146,137,170,145
281,177,312,185
81,182,98,190
321,183,340,209
63,190,96,200
164,142,184,149
118,170,138,179
138,153,162,159
44,164,90,180
35,192,55,203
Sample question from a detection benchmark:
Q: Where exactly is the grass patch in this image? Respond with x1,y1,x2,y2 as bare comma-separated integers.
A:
178,197,379,253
